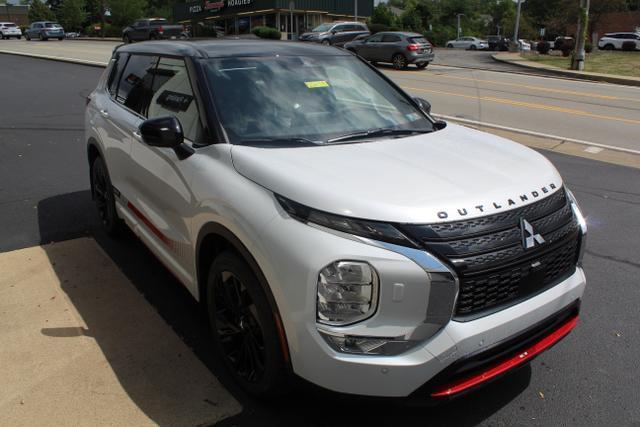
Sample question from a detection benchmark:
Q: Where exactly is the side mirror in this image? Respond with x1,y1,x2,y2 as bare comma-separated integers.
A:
139,116,184,148
413,97,432,115
331,30,337,35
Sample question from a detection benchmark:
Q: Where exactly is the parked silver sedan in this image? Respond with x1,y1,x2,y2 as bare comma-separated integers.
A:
445,36,487,50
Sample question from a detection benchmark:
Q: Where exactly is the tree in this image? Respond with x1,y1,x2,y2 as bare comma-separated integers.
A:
29,0,56,22
57,0,86,32
370,3,397,27
108,0,147,28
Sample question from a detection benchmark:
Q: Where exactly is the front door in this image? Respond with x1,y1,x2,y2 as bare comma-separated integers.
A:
128,56,203,292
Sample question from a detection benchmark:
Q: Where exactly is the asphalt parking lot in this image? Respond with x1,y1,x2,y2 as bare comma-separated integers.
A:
1,54,639,426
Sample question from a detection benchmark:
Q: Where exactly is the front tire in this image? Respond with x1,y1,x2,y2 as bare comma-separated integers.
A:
123,34,131,44
206,251,289,397
392,53,408,70
90,156,122,236
470,44,477,50
447,43,454,48
26,34,31,41
604,44,614,51
416,62,429,69
321,39,331,46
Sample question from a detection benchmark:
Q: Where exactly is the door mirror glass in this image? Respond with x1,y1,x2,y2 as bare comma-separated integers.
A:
413,97,431,115
139,116,184,148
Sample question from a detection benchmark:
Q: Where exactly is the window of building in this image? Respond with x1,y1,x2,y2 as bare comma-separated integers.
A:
265,14,276,29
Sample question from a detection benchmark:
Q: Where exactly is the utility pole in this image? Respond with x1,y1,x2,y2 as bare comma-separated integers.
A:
571,0,590,70
513,0,522,44
456,13,464,39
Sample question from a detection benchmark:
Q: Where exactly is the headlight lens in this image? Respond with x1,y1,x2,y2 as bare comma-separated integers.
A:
317,261,379,326
276,194,417,248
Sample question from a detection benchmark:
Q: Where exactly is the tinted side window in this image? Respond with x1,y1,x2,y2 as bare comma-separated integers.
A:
107,53,129,97
382,34,401,42
367,34,383,42
116,54,159,116
148,57,202,142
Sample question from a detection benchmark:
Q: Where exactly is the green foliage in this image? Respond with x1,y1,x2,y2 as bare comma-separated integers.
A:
29,0,56,22
108,0,147,28
252,26,281,40
56,0,86,32
370,3,397,27
85,22,123,37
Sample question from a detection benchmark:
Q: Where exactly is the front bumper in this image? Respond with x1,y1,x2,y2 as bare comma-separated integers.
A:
257,208,586,397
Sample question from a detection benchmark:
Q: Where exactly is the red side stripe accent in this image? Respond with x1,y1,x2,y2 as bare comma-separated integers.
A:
127,202,172,247
431,315,579,398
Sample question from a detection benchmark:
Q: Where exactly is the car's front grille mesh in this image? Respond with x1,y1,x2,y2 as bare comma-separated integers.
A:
399,189,580,318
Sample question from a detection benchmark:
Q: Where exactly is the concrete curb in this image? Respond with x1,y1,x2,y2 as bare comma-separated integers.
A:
0,50,108,68
491,53,640,87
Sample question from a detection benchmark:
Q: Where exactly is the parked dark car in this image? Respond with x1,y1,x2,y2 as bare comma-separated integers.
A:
487,35,510,51
122,18,185,43
344,31,434,70
299,21,369,47
553,36,575,51
25,21,64,41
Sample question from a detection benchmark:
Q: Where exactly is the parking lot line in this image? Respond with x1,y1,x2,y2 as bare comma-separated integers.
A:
0,238,241,425
401,85,640,126
390,72,640,103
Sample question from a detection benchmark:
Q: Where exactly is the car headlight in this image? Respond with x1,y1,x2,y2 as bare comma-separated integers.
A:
317,261,378,326
566,187,587,264
275,194,418,248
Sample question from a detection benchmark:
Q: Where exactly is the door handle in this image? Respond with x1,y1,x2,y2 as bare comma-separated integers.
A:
132,131,142,141
99,109,109,118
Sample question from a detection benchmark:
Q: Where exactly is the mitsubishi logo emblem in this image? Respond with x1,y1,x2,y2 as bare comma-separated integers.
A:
521,218,545,249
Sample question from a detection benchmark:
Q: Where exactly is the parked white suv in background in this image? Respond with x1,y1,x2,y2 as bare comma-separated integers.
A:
446,36,487,50
86,40,587,400
0,22,22,39
598,32,640,50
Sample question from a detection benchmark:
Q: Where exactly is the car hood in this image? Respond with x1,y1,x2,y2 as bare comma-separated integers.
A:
230,123,563,224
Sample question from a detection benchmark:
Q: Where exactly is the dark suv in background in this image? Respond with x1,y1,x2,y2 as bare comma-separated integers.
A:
122,18,185,43
299,21,369,46
344,32,434,70
487,35,510,51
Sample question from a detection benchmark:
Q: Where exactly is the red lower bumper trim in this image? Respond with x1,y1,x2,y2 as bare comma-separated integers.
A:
431,315,579,398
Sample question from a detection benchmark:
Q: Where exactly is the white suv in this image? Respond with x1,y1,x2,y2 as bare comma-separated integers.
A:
598,32,640,50
0,22,22,39
85,40,587,399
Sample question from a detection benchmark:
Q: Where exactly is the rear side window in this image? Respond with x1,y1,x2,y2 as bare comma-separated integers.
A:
410,37,429,45
381,34,401,42
107,53,129,97
116,54,159,116
147,57,202,142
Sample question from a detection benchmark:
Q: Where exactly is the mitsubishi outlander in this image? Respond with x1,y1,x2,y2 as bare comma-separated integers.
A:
85,40,587,399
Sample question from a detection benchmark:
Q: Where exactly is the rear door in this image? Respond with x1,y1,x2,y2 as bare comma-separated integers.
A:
380,33,402,62
127,56,203,289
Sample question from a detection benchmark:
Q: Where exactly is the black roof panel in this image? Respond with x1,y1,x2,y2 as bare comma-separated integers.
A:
116,39,352,59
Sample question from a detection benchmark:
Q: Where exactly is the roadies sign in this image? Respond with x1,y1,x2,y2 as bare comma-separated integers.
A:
197,0,253,13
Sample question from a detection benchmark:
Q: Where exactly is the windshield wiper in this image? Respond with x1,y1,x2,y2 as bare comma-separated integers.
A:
237,137,321,147
327,128,432,144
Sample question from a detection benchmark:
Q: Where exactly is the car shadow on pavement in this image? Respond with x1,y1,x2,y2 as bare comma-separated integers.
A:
37,190,532,426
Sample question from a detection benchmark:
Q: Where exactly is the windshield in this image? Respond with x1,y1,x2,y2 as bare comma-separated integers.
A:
45,23,61,28
3,23,17,27
150,19,168,25
312,23,333,32
203,55,433,146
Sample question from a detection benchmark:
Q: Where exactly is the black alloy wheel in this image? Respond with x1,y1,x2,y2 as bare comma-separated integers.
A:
392,53,408,70
207,252,288,396
90,156,121,236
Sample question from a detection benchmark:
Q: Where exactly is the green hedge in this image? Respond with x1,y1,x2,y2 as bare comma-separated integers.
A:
252,26,281,40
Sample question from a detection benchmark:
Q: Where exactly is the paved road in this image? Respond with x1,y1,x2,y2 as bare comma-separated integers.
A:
1,39,639,152
1,54,639,426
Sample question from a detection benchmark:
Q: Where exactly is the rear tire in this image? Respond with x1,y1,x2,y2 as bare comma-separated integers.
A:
90,156,122,236
416,62,429,69
26,34,31,41
17,35,21,39
206,251,289,397
604,44,614,51
470,44,477,50
447,43,454,48
321,39,331,46
392,53,408,70
58,37,63,41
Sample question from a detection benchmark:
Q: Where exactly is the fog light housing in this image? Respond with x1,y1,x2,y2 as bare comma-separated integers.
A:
319,331,413,355
317,261,378,326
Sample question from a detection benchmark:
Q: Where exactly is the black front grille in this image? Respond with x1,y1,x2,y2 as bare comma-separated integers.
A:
399,189,580,319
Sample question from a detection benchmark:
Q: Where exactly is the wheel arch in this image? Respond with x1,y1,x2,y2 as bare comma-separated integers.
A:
195,222,290,362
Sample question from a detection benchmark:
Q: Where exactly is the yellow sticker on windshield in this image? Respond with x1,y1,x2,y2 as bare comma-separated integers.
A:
305,80,330,89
